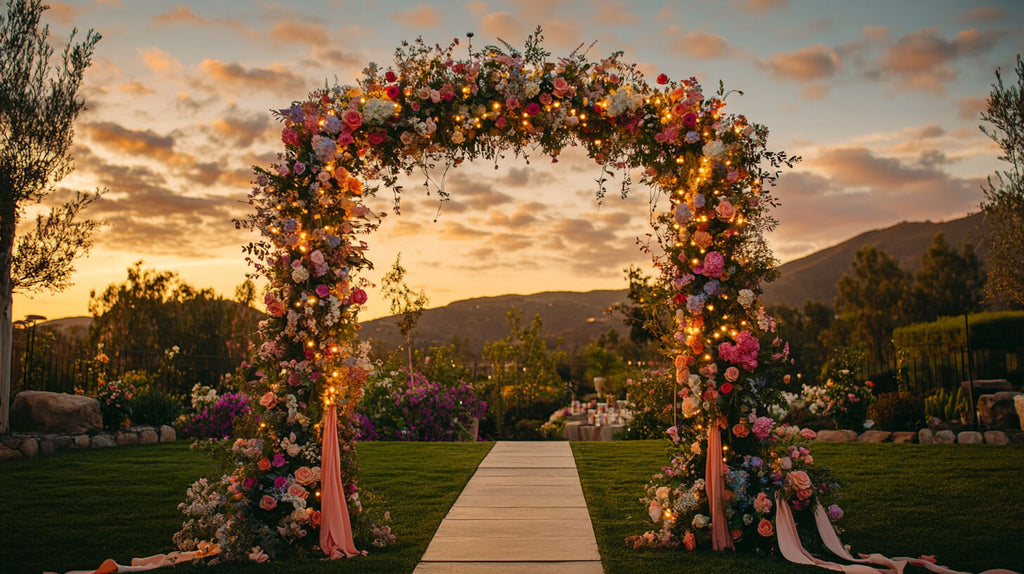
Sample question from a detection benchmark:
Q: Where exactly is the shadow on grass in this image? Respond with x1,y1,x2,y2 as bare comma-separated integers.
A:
572,440,1024,574
0,441,493,574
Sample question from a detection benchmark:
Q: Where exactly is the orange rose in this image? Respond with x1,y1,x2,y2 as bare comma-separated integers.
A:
294,466,317,486
758,518,774,537
259,495,277,511
257,458,272,471
287,484,309,500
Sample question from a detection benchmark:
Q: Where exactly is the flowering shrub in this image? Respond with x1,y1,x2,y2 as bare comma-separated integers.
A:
823,370,874,430
95,376,137,430
620,369,676,440
181,392,251,440
628,416,841,551
358,371,486,441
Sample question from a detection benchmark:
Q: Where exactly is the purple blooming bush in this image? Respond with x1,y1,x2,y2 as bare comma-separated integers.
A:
358,371,486,441
181,392,251,440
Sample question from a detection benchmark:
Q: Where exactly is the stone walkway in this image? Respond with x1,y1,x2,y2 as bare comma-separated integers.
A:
413,441,602,574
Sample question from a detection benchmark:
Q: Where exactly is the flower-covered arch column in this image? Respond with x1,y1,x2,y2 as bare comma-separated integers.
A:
180,31,794,562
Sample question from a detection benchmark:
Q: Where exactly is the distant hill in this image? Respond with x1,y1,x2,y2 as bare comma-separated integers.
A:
761,213,989,308
37,316,92,340
360,290,629,355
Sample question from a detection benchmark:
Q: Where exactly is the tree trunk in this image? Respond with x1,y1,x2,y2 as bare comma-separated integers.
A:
0,204,16,433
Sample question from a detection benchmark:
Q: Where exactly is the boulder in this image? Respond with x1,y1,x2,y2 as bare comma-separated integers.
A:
892,431,917,444
857,430,891,443
962,379,1012,393
957,431,983,444
38,437,56,456
933,430,956,444
91,434,116,448
116,432,139,446
10,391,101,434
977,392,1022,430
138,428,158,445
73,434,91,448
0,445,22,461
159,425,176,443
19,437,39,456
1015,395,1024,431
918,428,934,444
816,430,858,442
984,431,1009,446
1012,432,1024,446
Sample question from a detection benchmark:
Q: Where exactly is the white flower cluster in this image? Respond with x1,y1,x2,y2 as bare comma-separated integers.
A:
362,98,397,124
605,85,643,117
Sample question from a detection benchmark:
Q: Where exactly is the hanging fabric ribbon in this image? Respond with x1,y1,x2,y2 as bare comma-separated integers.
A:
319,404,363,559
775,494,1020,574
705,424,734,551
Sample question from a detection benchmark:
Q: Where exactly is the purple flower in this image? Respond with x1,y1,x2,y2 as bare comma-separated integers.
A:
272,453,286,467
274,476,288,489
828,504,843,520
316,284,331,297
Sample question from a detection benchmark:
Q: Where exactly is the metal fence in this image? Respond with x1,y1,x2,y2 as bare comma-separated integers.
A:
11,335,239,398
854,342,1021,396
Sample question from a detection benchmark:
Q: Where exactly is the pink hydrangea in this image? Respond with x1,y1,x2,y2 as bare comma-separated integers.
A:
752,416,773,440
718,331,760,371
698,251,724,278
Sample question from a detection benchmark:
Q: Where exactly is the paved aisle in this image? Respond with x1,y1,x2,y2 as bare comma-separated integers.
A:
413,441,603,574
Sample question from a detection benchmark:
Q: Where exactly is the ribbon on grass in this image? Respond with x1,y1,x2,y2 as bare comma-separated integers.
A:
46,541,221,574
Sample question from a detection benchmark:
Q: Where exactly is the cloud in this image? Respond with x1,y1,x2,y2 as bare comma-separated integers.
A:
151,6,204,26
959,6,1006,23
270,20,330,47
116,82,154,96
480,12,523,41
733,0,787,14
879,28,1004,93
669,29,735,60
466,2,489,17
392,4,441,27
84,122,192,167
195,59,308,96
958,96,988,121
47,2,80,25
208,107,273,148
762,44,841,81
801,84,828,99
862,26,888,41
437,174,514,213
808,146,946,188
592,1,638,25
140,47,183,75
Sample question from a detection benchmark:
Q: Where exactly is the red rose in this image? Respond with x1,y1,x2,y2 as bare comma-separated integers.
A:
720,382,733,394
350,288,368,305
657,73,669,85
386,84,401,100
525,102,541,116
367,131,385,145
384,71,397,83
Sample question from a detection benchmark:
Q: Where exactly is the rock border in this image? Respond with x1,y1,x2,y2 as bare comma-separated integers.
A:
813,428,1023,445
0,425,177,462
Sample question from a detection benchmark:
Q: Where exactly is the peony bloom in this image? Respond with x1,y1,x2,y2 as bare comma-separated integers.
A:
753,492,773,514
715,199,736,221
272,453,286,467
757,518,774,537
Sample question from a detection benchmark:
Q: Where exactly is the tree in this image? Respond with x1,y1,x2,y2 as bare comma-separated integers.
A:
909,233,985,322
609,265,672,359
88,262,261,389
836,245,910,364
979,54,1024,308
768,300,837,385
379,253,429,374
0,0,101,431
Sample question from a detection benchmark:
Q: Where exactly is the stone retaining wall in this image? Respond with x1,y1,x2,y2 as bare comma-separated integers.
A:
0,425,177,461
814,428,1024,445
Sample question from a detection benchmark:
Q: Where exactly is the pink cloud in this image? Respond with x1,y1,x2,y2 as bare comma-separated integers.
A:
672,30,734,60
763,44,841,81
392,4,441,27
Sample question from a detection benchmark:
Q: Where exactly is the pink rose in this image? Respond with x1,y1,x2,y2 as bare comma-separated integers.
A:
311,510,322,526
288,484,309,500
505,97,520,110
315,284,331,298
336,131,354,146
757,518,774,537
294,466,317,486
715,199,736,221
385,84,401,100
788,470,812,491
732,423,749,438
367,131,386,145
799,428,817,440
552,77,570,97
272,453,286,467
753,492,773,514
724,366,740,382
342,109,362,130
525,102,540,116
539,92,552,105
259,495,277,511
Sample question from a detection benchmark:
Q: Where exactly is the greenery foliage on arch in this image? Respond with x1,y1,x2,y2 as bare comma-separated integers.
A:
177,30,832,561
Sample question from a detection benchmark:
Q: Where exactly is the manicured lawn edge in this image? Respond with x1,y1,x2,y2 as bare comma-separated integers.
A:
0,441,493,574
572,440,1024,574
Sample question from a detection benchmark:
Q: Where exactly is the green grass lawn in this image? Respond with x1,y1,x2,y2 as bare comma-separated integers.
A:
3,440,1022,574
0,441,493,574
572,440,1024,574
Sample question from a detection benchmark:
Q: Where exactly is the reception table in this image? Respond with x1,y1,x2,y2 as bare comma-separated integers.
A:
563,421,624,441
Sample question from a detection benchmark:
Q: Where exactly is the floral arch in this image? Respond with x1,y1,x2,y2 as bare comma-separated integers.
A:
177,31,814,562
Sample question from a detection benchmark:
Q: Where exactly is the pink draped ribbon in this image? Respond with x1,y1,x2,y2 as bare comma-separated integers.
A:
705,424,734,551
47,542,221,574
320,404,363,559
775,493,1020,574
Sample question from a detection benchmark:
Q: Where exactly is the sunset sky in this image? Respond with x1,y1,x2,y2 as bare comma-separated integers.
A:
16,0,1024,323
